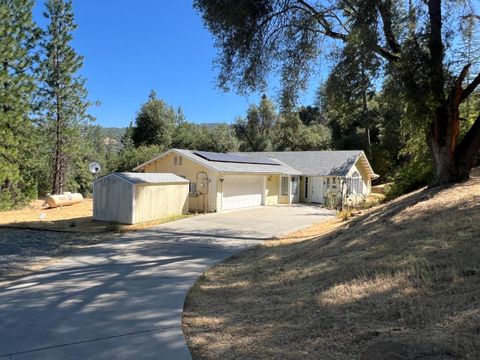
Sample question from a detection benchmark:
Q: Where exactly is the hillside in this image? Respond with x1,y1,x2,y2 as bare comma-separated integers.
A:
183,169,480,360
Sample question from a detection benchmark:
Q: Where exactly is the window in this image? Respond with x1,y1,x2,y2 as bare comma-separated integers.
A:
174,156,178,166
304,177,308,198
281,176,289,196
348,171,362,194
332,177,336,184
189,182,197,194
326,178,330,186
178,156,183,166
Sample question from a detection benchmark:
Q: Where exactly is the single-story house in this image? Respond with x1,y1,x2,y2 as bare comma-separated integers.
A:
133,149,378,212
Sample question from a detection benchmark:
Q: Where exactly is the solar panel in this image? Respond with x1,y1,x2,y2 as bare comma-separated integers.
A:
193,151,279,165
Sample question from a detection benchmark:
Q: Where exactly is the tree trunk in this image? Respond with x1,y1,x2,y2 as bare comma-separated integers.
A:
429,105,480,186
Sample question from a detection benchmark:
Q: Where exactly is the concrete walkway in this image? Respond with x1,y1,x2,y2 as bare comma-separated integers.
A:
0,205,335,360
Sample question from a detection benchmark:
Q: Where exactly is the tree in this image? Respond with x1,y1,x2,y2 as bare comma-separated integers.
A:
234,95,279,151
298,105,325,126
277,112,331,151
39,0,93,194
0,0,39,209
194,0,480,185
131,90,177,148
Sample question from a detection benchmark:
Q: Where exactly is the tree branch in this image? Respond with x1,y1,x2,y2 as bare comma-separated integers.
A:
296,0,399,61
375,0,401,54
450,63,471,103
460,71,480,103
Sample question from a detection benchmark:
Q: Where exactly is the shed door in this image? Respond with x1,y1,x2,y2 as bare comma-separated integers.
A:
222,175,264,211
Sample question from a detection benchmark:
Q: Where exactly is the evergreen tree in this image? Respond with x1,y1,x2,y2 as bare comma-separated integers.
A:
38,0,93,194
0,0,39,209
234,95,279,151
131,90,177,148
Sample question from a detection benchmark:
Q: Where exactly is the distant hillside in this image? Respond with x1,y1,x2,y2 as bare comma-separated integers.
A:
101,127,126,150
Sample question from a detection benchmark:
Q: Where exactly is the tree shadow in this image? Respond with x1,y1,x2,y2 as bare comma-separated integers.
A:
183,180,480,359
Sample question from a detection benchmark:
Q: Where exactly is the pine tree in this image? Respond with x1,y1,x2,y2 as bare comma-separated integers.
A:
39,0,92,194
0,0,39,209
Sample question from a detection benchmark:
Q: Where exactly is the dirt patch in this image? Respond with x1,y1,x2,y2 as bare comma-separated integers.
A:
0,228,118,283
183,171,480,359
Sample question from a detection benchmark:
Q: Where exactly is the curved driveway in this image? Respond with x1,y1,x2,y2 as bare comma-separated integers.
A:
0,205,334,360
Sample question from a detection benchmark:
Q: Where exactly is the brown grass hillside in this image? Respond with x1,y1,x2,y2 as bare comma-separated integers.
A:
183,170,480,360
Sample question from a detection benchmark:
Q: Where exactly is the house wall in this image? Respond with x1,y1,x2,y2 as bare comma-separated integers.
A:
265,175,279,205
347,160,370,195
132,183,188,223
142,152,218,212
93,176,133,224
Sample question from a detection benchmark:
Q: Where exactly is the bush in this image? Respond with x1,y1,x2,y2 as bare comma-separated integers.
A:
384,156,433,200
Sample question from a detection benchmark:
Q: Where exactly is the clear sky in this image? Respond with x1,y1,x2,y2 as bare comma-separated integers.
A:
32,0,321,128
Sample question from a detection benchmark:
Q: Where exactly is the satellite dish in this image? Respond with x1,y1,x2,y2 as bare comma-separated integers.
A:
89,162,101,175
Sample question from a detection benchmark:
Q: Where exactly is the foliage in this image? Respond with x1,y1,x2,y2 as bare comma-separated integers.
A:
38,0,93,194
194,0,480,185
131,90,179,148
276,112,331,151
0,0,40,209
234,95,279,151
173,121,239,152
110,145,164,172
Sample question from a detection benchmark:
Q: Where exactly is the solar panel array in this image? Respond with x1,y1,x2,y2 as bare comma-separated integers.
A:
193,151,279,165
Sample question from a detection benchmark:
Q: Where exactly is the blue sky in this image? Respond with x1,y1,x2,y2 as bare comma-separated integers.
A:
33,0,321,128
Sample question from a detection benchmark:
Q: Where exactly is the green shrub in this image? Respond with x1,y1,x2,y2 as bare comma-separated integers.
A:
385,156,433,200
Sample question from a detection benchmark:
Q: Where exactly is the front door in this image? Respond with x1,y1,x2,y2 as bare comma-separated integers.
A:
310,177,324,203
290,176,299,203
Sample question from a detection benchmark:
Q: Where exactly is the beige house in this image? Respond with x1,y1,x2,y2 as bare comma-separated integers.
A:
133,149,378,212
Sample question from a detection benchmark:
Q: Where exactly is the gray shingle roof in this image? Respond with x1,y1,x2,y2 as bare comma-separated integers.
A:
108,172,189,185
173,149,302,175
231,151,363,176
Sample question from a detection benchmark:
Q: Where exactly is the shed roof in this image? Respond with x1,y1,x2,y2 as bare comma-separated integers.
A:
97,172,190,185
232,151,375,177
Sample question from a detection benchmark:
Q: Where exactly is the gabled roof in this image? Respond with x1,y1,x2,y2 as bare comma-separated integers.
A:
232,151,378,178
95,172,189,185
133,149,302,175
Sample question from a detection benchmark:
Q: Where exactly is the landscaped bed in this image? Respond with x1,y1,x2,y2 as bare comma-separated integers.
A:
182,171,480,359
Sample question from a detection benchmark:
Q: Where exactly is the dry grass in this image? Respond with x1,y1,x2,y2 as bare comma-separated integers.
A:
183,170,480,360
0,198,190,233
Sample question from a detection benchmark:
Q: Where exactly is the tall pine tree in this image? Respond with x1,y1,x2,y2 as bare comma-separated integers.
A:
0,0,39,209
39,0,92,194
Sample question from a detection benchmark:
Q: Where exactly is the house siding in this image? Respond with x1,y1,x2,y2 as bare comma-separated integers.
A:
266,175,279,205
142,152,218,212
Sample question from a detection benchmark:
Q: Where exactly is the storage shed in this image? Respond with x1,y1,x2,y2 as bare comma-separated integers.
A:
93,172,189,224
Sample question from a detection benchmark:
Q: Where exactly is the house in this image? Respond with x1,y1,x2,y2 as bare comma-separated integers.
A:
133,149,378,212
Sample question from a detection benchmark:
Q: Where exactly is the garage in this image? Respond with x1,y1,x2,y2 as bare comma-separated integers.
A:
221,175,264,211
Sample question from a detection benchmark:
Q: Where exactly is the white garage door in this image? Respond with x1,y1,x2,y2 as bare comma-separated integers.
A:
222,175,264,211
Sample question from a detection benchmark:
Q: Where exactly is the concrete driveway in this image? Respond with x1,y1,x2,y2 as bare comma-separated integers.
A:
0,205,335,360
